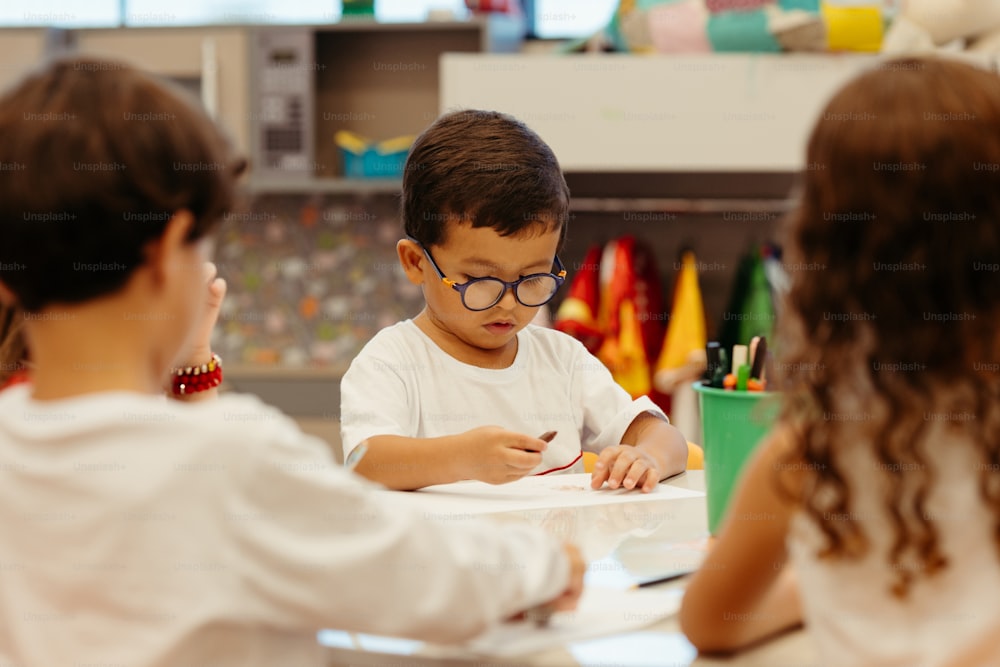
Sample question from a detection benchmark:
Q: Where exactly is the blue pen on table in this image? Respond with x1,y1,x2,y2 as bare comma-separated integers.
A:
345,441,369,472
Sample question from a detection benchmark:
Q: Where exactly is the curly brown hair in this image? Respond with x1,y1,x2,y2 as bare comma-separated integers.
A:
778,57,1000,596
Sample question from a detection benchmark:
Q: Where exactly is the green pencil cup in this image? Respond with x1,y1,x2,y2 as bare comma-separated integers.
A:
693,382,781,534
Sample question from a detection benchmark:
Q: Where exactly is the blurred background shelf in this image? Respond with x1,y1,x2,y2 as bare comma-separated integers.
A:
245,176,402,195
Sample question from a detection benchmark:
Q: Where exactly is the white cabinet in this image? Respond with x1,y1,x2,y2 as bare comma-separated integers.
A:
441,52,997,172
74,27,252,154
0,29,49,93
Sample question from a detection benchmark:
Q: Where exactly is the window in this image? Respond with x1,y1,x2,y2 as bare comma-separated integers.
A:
376,0,468,22
0,0,119,27
531,0,617,39
0,0,615,35
124,0,471,26
124,0,340,26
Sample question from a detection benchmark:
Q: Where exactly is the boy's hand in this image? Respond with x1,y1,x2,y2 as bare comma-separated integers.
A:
510,543,585,622
174,261,226,368
460,426,548,485
548,542,586,612
590,445,659,493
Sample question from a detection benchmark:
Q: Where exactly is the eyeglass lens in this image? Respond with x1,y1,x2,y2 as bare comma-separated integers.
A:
463,275,559,310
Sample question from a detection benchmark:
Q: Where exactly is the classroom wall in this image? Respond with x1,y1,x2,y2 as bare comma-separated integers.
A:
73,27,251,155
0,29,47,91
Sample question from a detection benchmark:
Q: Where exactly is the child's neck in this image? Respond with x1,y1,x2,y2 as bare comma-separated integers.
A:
23,304,167,401
413,312,518,370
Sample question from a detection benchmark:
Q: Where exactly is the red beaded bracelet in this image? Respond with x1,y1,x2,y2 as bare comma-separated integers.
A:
171,353,223,396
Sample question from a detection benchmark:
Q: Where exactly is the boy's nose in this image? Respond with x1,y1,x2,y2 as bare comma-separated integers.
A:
497,285,519,309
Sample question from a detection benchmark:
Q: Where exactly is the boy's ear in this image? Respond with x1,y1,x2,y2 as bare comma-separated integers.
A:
397,238,426,286
0,281,17,307
145,210,196,286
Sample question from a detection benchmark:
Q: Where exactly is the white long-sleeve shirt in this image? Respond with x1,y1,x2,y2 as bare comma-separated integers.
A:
0,384,569,667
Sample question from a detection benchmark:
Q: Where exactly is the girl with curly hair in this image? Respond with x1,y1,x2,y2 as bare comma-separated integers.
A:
681,56,1000,666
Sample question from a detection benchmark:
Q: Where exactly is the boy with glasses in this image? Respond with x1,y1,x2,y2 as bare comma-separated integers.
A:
341,110,688,491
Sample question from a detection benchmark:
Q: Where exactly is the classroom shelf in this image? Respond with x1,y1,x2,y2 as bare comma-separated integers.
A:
569,197,794,214
46,18,522,179
244,176,402,195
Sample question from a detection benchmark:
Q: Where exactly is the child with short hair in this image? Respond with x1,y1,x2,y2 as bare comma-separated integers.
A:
0,262,227,395
0,57,583,666
0,304,28,388
340,110,689,491
680,56,1000,665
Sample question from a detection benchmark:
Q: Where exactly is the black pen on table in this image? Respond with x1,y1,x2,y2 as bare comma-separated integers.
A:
633,570,697,588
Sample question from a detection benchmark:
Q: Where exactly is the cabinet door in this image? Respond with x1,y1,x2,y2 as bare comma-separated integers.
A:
0,29,48,93
74,27,251,154
441,53,884,172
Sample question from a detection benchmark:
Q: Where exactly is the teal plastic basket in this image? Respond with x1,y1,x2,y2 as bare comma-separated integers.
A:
339,146,408,179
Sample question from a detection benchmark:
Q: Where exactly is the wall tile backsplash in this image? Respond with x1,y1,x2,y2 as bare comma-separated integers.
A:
212,188,782,371
212,192,423,368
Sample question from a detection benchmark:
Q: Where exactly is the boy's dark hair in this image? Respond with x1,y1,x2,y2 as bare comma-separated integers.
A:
0,56,245,312
402,109,570,248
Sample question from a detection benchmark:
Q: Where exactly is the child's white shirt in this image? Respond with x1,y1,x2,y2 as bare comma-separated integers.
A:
0,385,568,667
340,321,667,473
788,419,1000,666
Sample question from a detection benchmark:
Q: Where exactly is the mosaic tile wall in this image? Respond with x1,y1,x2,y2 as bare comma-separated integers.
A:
211,190,782,371
211,192,423,368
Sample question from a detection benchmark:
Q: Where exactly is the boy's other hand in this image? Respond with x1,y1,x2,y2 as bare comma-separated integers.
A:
461,426,547,485
508,542,585,623
174,261,226,368
550,542,586,612
590,445,659,493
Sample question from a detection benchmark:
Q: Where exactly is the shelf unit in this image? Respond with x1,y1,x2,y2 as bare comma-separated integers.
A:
244,176,401,195
310,21,485,180
53,17,521,186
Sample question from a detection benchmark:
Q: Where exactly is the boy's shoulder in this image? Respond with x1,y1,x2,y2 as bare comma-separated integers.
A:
0,386,313,464
353,319,427,361
360,319,413,346
178,392,307,451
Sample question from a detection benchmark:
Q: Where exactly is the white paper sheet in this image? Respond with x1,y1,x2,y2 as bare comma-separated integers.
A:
568,630,698,667
462,586,685,657
318,587,686,661
386,473,704,516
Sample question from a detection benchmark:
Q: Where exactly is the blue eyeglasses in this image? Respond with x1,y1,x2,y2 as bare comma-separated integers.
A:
413,239,567,311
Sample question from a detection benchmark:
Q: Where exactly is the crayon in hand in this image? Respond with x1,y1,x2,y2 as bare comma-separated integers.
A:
526,430,557,454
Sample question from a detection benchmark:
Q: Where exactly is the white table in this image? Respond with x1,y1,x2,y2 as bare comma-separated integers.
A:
320,471,820,666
